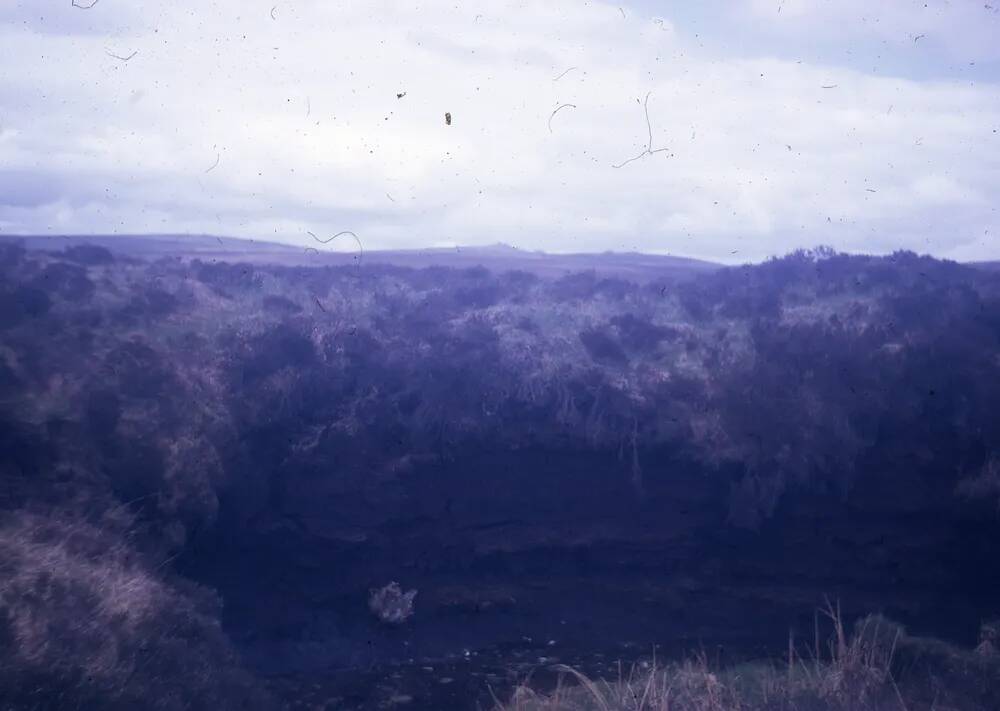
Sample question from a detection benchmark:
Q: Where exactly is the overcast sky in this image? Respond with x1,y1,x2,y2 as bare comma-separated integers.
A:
1,0,998,262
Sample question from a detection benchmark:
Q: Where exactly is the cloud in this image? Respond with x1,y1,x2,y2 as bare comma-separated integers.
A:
0,0,997,262
742,0,1000,64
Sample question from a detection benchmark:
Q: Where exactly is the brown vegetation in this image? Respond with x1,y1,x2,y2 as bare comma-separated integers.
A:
0,511,271,710
500,604,1000,711
2,238,1000,706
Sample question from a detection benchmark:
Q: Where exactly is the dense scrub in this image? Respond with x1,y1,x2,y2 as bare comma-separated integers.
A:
5,242,1000,534
1,238,999,706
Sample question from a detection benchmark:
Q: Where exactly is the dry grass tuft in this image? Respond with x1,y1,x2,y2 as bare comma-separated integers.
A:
0,510,272,711
499,600,1000,711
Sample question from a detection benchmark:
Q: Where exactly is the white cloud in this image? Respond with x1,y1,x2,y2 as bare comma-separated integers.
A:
0,0,998,262
743,0,1000,63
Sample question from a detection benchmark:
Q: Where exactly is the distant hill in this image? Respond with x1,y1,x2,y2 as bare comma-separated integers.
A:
1,233,721,282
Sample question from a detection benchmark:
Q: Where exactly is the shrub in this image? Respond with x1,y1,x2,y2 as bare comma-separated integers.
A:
63,244,115,265
579,328,628,365
33,262,96,300
0,286,51,329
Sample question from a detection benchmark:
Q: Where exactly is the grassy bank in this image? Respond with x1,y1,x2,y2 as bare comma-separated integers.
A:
499,604,1000,711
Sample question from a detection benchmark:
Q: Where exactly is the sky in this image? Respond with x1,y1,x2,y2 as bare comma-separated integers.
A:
0,0,998,263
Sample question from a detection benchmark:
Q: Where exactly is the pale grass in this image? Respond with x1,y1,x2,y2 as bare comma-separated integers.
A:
497,601,940,711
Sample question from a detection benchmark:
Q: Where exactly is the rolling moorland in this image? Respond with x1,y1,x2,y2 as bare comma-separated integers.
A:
1,236,1000,709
